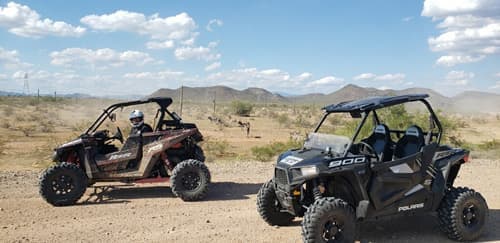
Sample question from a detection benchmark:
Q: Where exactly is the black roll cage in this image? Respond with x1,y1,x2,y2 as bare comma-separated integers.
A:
84,97,175,135
313,95,443,157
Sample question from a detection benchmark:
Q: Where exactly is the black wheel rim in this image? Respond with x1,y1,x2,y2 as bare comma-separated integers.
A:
51,174,75,195
322,218,344,242
462,203,479,227
181,172,201,191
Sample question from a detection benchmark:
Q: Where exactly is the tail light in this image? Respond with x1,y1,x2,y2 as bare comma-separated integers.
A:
463,154,470,163
172,143,183,149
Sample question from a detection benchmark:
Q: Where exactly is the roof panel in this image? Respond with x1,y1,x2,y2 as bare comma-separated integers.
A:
323,94,429,112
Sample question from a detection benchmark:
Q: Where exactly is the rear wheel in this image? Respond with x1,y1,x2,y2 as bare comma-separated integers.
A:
438,187,488,241
39,162,88,206
171,159,210,201
302,197,356,243
257,180,294,226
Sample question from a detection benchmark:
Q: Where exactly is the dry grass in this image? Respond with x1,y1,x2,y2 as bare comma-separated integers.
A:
0,96,498,169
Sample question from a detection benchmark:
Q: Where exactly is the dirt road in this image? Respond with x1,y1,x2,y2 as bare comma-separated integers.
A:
1,160,499,242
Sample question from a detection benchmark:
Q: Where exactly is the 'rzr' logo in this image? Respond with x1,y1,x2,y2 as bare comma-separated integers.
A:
328,157,366,168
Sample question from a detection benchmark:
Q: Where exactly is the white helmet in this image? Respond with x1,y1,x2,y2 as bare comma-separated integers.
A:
129,110,144,128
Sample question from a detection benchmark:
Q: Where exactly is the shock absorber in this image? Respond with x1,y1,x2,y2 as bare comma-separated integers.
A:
312,179,322,201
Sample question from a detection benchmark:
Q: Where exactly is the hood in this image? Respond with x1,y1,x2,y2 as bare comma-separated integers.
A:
276,148,336,169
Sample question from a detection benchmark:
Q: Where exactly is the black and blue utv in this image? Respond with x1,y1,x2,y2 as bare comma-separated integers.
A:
257,94,488,242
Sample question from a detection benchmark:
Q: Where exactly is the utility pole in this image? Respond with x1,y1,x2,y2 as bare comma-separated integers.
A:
213,91,216,114
37,89,40,102
23,73,29,95
54,91,57,101
179,85,184,116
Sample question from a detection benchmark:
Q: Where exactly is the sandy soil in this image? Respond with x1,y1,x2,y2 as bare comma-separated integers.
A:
0,159,499,243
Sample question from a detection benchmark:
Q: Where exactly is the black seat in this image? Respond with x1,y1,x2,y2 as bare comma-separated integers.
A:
393,125,425,159
362,124,393,161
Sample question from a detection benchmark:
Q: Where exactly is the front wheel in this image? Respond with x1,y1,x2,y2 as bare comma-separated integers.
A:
39,162,88,206
438,187,488,241
302,197,356,243
171,159,210,201
257,180,294,226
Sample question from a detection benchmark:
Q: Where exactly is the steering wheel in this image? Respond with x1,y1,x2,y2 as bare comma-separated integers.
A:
111,127,124,144
357,141,380,162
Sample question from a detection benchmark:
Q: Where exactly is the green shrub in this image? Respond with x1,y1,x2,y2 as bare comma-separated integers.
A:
251,139,303,162
204,139,230,157
477,139,500,150
231,101,253,116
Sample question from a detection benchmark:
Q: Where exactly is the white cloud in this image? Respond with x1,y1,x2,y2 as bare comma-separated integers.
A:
146,40,174,49
402,16,413,22
444,70,474,86
495,72,500,77
307,76,344,87
353,72,406,83
123,70,184,79
204,62,221,72
435,55,485,66
353,73,376,80
0,47,32,69
206,19,223,31
422,0,500,66
491,81,500,89
81,11,196,42
0,2,85,38
294,72,312,82
174,42,221,61
374,73,406,82
50,48,156,69
206,67,294,90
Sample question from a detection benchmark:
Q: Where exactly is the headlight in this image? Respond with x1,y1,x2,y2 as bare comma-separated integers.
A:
300,166,319,177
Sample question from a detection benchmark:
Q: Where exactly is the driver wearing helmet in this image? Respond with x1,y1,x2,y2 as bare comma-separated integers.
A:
129,110,153,136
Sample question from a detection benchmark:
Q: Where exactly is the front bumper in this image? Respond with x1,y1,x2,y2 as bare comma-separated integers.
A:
273,167,302,216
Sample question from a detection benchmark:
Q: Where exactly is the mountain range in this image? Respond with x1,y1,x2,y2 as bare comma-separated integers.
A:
149,84,500,113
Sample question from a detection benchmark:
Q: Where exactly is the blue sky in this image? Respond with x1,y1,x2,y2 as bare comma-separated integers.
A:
0,0,499,96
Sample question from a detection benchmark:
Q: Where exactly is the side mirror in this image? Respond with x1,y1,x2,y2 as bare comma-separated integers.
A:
109,113,116,122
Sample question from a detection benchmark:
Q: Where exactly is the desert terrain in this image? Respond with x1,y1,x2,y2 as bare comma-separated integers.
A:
0,95,499,242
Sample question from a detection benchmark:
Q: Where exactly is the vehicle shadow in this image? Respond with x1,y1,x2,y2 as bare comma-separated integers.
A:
356,209,500,242
80,184,175,205
79,181,263,205
204,181,263,201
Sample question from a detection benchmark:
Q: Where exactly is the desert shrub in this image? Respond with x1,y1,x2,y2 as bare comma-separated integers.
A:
1,120,11,129
231,101,253,116
251,139,303,162
3,106,14,116
39,121,55,133
204,139,230,157
477,139,500,150
17,124,37,136
277,114,290,128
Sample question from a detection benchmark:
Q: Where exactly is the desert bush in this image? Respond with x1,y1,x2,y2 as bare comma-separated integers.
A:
231,101,253,116
3,106,14,116
39,121,55,133
1,120,11,129
204,139,230,157
251,139,303,162
277,114,290,128
17,124,37,136
477,139,500,150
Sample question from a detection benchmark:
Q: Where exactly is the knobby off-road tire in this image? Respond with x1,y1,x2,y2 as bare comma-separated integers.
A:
302,197,356,243
437,187,488,241
256,180,294,226
39,162,88,206
171,159,210,201
193,145,206,162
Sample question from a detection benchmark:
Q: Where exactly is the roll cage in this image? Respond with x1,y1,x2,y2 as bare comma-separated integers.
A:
84,97,177,135
313,94,443,157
